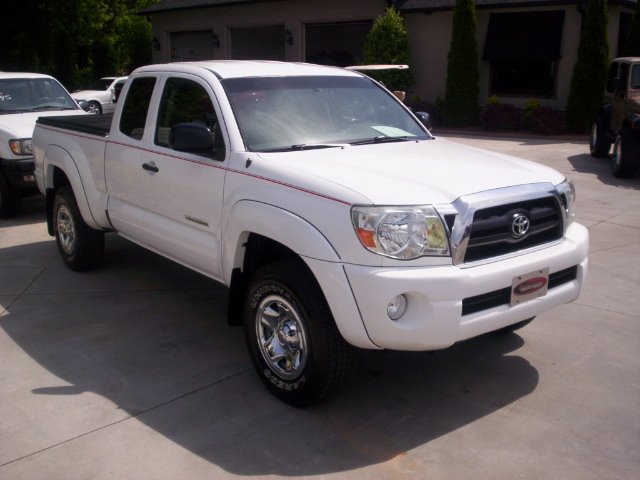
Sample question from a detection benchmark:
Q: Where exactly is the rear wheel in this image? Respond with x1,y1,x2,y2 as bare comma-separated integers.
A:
0,172,20,219
243,259,357,406
52,186,104,271
589,120,611,158
612,130,638,178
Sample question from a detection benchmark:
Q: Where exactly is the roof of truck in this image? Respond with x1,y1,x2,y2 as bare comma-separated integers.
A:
134,61,360,80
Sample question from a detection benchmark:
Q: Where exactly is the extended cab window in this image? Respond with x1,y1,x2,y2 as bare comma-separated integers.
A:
156,77,225,160
631,65,640,90
119,77,156,140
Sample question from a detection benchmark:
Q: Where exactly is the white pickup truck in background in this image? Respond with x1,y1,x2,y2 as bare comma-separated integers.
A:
33,61,589,406
0,72,84,217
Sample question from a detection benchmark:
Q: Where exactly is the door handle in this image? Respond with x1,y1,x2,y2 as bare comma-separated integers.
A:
142,162,159,173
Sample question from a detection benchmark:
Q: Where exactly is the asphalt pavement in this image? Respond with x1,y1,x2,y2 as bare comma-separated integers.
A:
1,135,638,479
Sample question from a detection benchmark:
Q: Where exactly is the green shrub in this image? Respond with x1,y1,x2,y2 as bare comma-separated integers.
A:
362,7,413,91
523,98,541,128
623,0,640,56
565,0,609,133
443,0,480,126
527,107,565,135
481,103,522,131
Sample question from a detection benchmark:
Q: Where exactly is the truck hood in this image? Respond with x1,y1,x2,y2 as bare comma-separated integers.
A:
0,110,84,138
73,90,105,101
257,138,565,205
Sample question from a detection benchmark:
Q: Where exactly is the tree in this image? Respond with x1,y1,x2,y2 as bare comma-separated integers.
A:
623,0,640,56
0,0,154,90
443,0,480,126
362,7,413,92
565,0,609,133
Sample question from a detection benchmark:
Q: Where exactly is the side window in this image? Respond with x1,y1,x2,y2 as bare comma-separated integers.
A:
619,63,630,90
606,62,619,93
119,77,156,140
155,77,225,160
631,65,640,90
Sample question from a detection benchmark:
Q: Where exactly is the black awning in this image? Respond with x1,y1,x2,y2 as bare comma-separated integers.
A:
483,10,565,62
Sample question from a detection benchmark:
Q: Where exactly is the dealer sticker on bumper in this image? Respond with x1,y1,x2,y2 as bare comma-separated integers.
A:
510,268,550,306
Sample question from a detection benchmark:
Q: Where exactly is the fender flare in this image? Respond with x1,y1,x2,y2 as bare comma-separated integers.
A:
222,200,377,349
43,144,101,230
222,200,340,280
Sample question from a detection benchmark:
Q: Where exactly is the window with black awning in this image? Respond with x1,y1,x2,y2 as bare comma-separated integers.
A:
483,10,565,97
483,10,565,62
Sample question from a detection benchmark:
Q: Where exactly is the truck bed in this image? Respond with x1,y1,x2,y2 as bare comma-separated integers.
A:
36,113,113,137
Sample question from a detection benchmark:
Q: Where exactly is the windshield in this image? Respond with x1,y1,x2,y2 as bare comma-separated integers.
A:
88,78,114,91
0,78,78,114
222,75,430,152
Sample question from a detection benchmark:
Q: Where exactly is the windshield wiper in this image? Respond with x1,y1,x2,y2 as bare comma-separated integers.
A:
261,143,346,152
31,106,72,112
0,109,31,114
351,136,415,146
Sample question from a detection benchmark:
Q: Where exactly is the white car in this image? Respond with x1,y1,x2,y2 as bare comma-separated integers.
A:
0,72,84,217
73,76,127,115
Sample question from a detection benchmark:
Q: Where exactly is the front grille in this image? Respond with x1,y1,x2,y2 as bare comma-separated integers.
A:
461,266,578,316
464,196,563,263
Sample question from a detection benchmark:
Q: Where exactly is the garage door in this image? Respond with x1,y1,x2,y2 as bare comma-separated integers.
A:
170,31,217,61
230,25,285,60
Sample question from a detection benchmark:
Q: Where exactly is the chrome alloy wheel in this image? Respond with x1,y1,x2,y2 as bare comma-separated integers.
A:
255,295,308,380
56,204,77,255
613,135,622,169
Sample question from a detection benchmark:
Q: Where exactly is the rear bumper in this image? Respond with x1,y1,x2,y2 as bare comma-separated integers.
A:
343,222,589,350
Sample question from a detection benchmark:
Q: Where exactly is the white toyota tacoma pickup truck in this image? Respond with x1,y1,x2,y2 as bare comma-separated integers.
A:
33,61,589,406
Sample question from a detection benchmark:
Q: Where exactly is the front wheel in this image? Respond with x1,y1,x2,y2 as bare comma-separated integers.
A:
243,260,357,406
52,186,104,271
87,101,102,115
589,120,611,158
612,130,639,178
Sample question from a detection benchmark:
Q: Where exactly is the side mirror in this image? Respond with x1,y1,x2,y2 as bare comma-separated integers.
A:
170,123,214,156
113,84,124,103
415,111,432,131
77,99,89,111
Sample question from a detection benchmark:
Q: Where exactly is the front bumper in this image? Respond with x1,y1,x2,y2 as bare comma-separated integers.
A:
343,222,589,350
1,157,36,190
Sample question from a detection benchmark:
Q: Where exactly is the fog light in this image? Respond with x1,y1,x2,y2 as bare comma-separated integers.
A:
387,294,408,321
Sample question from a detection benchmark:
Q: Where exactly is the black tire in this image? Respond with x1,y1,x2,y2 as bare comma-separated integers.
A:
243,259,358,406
589,120,611,158
492,317,535,335
612,130,639,178
0,171,21,219
52,185,104,271
87,101,102,115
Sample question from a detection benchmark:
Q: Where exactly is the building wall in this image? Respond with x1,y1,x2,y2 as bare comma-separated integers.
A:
148,1,634,111
149,0,388,63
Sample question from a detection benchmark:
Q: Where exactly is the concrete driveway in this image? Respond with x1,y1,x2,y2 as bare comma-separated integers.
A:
1,135,638,479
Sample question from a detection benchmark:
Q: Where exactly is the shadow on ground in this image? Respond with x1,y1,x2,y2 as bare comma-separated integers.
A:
568,153,640,189
1,237,539,475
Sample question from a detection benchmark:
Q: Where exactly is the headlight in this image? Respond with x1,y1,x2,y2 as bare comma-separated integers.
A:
556,179,576,226
9,138,33,156
351,205,450,259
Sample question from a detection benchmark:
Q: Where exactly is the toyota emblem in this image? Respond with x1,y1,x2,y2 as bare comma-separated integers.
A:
511,213,530,237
